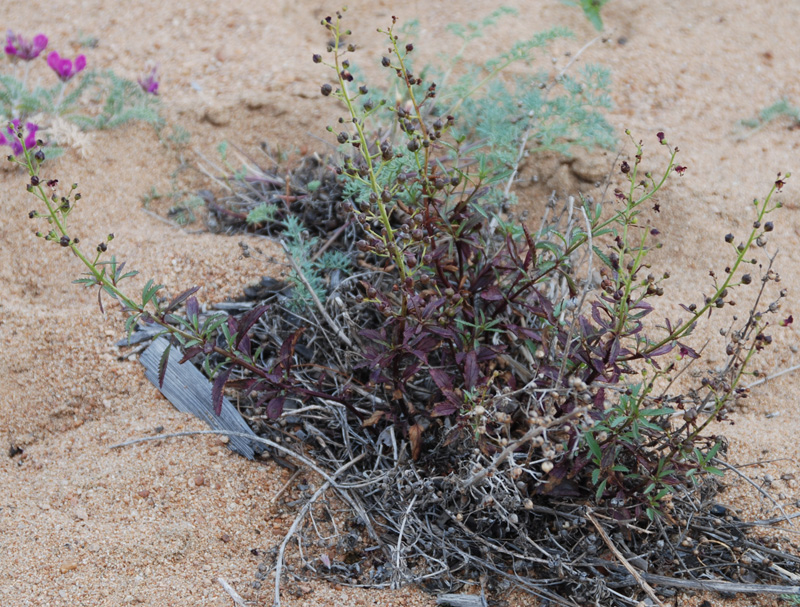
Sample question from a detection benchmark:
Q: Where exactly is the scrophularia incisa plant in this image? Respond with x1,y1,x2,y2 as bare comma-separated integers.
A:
13,8,798,605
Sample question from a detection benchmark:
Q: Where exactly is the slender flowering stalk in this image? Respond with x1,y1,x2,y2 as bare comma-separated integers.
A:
137,65,159,95
0,120,38,156
5,31,48,60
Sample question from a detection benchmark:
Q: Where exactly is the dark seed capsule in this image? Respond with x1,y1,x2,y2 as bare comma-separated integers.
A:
621,161,630,174
405,43,414,52
312,54,322,63
30,175,40,186
337,132,348,144
28,210,36,218
347,44,356,52
59,235,71,247
407,139,420,152
34,150,45,162
97,242,108,252
381,57,391,67
764,221,774,232
724,233,734,243
321,83,332,96
741,274,752,285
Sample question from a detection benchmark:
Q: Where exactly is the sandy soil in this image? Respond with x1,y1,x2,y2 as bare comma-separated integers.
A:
1,1,799,606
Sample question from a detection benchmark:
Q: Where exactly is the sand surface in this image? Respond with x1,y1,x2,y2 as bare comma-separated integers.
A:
1,1,799,605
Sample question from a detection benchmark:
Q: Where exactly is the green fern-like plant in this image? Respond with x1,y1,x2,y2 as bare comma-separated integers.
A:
282,215,351,309
67,70,162,130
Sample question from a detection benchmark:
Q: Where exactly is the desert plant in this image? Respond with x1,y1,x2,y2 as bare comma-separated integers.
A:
312,9,789,518
14,9,796,604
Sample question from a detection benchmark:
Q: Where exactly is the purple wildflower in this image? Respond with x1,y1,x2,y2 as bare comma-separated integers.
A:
0,120,39,156
47,51,86,82
5,31,48,60
138,65,159,95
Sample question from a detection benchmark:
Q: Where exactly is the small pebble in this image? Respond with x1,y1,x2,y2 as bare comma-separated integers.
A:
74,507,88,521
60,558,79,573
194,475,206,487
764,474,774,483
137,489,150,499
220,533,231,543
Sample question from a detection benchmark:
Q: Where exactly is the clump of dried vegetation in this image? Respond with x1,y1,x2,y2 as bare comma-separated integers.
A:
16,7,800,607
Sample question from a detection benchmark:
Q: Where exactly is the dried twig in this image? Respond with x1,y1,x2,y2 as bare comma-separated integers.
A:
217,576,248,607
273,453,366,607
280,241,353,348
586,509,665,607
745,362,800,389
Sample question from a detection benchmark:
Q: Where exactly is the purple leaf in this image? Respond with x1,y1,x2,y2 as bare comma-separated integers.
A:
463,350,478,391
266,395,286,419
238,333,251,356
432,401,458,417
479,286,505,301
157,343,171,388
166,286,201,312
279,328,304,363
185,296,200,321
234,304,269,349
211,367,232,416
178,345,203,363
429,367,453,391
648,343,674,357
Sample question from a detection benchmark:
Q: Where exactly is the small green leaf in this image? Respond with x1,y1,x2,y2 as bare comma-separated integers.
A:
595,478,607,502
585,431,602,462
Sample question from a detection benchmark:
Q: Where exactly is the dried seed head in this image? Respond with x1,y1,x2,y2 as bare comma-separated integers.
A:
320,83,332,96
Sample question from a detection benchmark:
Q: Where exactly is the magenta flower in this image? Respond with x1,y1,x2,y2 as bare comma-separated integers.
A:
138,65,159,95
47,51,86,82
0,120,39,156
5,31,48,60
